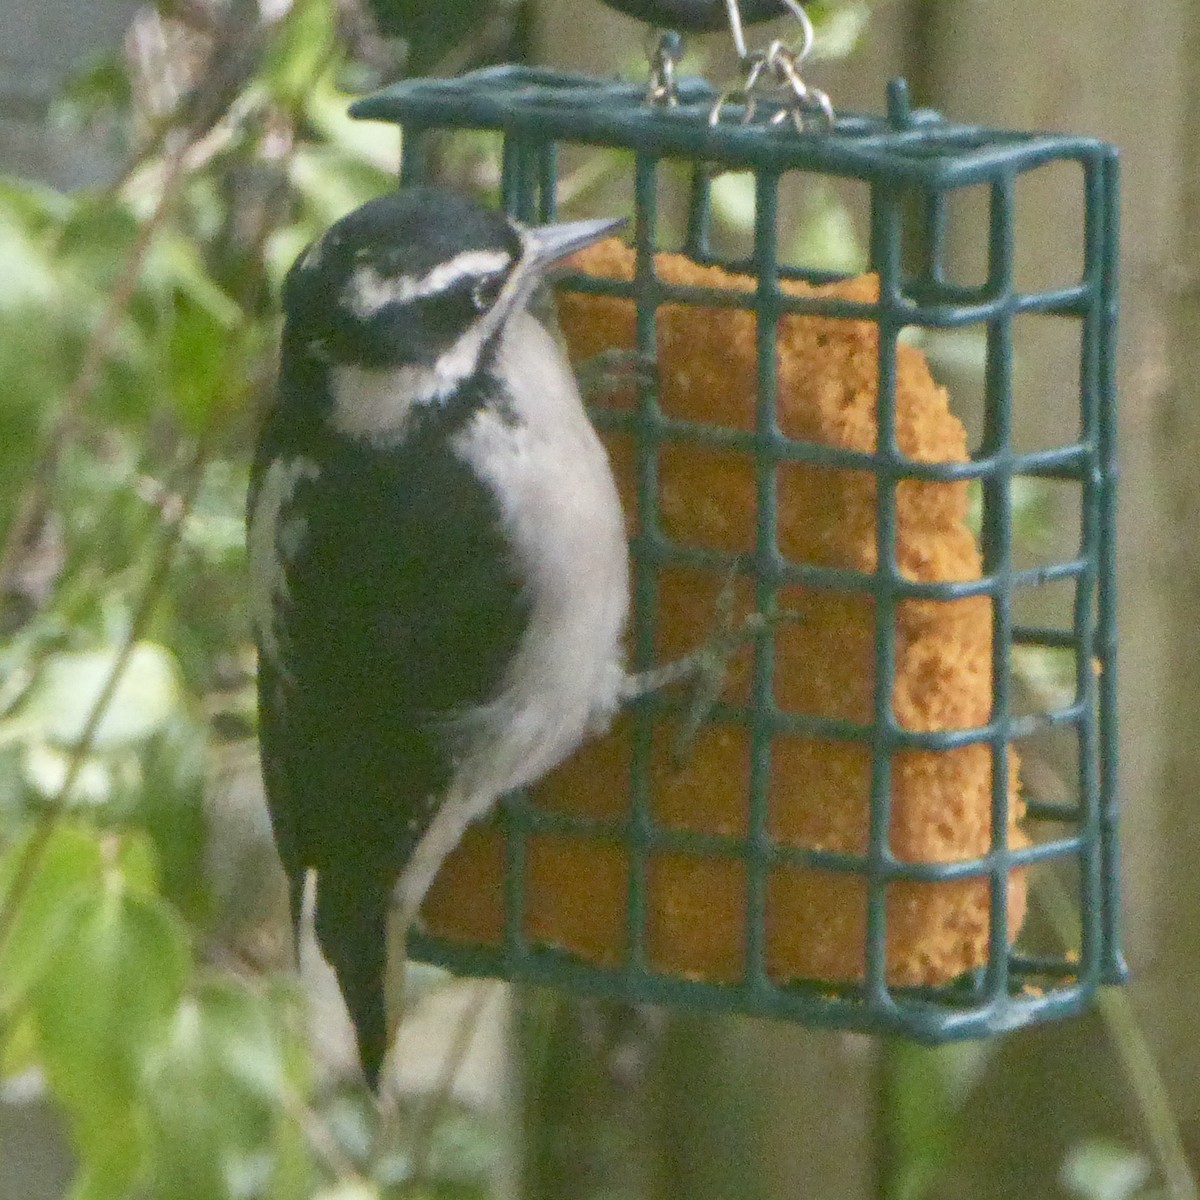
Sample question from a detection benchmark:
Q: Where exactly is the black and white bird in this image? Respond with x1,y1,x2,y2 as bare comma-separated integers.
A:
248,189,634,1089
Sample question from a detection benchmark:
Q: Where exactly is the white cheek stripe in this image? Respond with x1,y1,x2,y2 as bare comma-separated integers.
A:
329,360,469,440
345,249,512,317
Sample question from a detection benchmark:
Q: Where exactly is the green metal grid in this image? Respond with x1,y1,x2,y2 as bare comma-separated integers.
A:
350,69,1125,1041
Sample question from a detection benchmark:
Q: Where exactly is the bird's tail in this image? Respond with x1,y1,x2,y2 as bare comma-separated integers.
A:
313,869,389,1091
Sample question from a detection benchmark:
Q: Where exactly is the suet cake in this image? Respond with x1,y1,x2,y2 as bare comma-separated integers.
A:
423,241,1027,987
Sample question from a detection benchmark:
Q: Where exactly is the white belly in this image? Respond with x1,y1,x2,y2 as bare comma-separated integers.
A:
450,310,630,798
394,310,630,923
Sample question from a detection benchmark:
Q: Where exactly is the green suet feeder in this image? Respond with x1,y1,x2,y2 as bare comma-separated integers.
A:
350,0,1124,1041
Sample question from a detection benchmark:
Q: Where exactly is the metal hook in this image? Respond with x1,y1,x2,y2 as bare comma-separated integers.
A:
722,0,813,63
769,38,833,129
708,87,757,128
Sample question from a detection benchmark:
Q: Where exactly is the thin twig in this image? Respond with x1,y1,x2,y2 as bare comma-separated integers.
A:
0,138,196,589
280,1085,369,1184
404,982,500,1194
0,441,209,961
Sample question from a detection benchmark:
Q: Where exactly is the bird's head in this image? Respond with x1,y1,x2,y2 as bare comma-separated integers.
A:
282,188,623,382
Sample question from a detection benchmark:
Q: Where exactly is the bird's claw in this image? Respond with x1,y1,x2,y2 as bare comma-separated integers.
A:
620,565,802,766
668,570,803,767
576,348,659,403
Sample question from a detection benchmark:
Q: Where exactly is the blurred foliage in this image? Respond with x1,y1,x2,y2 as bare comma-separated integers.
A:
879,1041,990,1200
0,1,503,1196
1061,1139,1158,1200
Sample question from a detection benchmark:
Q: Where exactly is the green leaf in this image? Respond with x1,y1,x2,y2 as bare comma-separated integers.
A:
20,743,125,806
22,641,183,752
807,0,871,62
0,176,71,231
0,205,61,311
128,720,212,925
114,829,161,897
265,224,317,291
964,474,1059,545
789,185,867,274
261,0,338,111
167,293,240,430
288,143,396,226
0,823,104,1014
57,196,139,290
1061,1139,1154,1200
32,882,189,1200
0,1008,39,1079
882,1040,991,1200
144,977,312,1200
1012,644,1077,711
709,172,757,234
305,73,399,174
142,235,244,328
52,54,134,134
911,328,990,378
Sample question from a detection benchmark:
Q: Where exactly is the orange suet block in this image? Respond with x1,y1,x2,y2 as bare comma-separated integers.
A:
423,242,1027,988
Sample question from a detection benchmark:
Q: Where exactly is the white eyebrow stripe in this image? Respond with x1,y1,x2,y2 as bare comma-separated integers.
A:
345,248,512,317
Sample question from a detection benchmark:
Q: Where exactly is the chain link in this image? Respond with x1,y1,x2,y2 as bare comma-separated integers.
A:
638,0,834,132
708,21,833,133
645,29,684,106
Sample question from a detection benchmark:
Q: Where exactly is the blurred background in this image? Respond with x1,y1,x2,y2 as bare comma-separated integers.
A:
0,1,1193,1198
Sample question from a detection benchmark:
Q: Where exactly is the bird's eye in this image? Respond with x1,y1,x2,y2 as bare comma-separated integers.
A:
471,274,505,313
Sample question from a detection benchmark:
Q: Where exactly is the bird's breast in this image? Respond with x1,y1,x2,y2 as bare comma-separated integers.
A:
449,311,630,794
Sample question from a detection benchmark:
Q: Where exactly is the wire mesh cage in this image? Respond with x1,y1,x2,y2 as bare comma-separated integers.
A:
350,65,1124,1041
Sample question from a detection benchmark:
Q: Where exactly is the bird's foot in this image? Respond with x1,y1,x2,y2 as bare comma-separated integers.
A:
575,347,658,404
619,566,802,767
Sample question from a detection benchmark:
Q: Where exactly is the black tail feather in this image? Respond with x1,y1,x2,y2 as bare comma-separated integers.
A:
313,870,389,1091
285,868,305,967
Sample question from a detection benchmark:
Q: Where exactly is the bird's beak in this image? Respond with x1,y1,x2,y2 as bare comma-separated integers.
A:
525,215,627,269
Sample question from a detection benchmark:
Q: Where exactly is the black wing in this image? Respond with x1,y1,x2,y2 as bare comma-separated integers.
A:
250,371,530,1086
269,430,530,880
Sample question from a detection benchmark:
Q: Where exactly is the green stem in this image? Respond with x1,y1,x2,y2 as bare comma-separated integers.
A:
1034,872,1199,1200
403,981,499,1194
